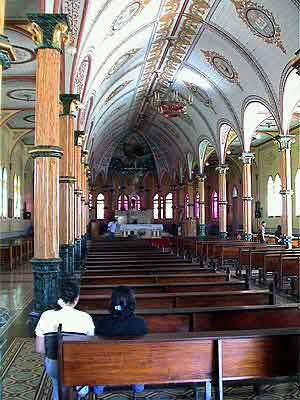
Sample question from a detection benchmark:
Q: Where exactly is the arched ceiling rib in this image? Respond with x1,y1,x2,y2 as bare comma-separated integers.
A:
4,0,300,172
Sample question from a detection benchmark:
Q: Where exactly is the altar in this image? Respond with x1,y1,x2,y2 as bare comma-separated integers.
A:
115,210,152,224
119,223,164,238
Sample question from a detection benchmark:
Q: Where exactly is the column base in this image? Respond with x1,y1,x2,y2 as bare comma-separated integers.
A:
31,258,61,323
68,244,75,274
59,245,69,276
81,234,87,259
243,233,253,241
198,224,207,240
74,239,83,272
219,232,227,239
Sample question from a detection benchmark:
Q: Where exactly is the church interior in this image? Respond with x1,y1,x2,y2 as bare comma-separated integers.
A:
1,0,300,399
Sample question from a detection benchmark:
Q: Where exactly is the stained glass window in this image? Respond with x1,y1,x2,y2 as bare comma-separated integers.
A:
211,190,218,219
96,193,105,219
165,192,173,219
194,192,200,219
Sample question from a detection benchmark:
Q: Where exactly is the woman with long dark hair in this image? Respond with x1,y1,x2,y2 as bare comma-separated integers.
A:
94,286,148,395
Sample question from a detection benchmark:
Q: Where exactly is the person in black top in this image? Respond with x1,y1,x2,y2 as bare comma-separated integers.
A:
275,225,283,244
93,286,148,395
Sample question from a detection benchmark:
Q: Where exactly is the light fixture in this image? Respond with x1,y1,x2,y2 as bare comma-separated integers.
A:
226,150,231,155
150,81,193,118
205,161,210,166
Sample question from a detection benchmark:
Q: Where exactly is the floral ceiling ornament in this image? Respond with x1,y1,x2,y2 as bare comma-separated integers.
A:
184,81,216,114
105,80,133,104
63,0,81,47
201,50,242,89
231,0,286,53
109,0,152,36
105,48,141,79
74,56,90,97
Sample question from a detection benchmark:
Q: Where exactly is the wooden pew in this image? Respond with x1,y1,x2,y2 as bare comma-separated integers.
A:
80,280,249,295
81,272,229,285
59,328,300,400
83,267,214,275
89,303,300,333
78,289,273,310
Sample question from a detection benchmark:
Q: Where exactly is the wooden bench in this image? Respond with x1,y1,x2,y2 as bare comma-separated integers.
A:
59,328,300,400
78,289,274,310
80,280,249,295
81,272,230,285
88,303,300,333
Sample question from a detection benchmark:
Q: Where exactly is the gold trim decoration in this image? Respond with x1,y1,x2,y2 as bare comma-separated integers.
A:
201,50,240,84
28,22,43,47
53,22,70,48
105,80,133,104
105,48,141,80
231,0,286,54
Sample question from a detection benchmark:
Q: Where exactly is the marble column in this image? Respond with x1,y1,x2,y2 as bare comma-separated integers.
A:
240,152,255,241
216,165,229,239
278,136,295,247
74,130,85,269
80,151,88,258
197,174,207,239
59,94,80,275
27,14,70,314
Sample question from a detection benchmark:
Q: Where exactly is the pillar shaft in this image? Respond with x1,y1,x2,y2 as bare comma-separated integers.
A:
197,174,206,238
278,136,295,243
187,181,194,218
27,13,70,315
240,153,255,241
216,165,229,238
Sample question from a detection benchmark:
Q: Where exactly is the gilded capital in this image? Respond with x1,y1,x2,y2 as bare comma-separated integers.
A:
60,94,81,116
0,34,16,70
239,152,255,164
277,135,296,151
216,165,229,175
196,174,207,182
27,14,70,53
74,130,85,146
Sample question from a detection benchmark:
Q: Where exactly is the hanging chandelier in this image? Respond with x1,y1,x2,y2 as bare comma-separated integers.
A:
150,82,193,118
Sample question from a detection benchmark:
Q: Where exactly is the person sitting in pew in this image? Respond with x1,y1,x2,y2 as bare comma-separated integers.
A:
94,286,148,395
35,280,95,400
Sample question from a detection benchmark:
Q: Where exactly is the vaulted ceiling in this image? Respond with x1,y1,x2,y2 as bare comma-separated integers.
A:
3,0,300,177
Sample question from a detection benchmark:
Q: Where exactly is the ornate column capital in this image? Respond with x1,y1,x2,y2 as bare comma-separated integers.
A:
239,152,255,164
74,130,85,146
276,135,296,151
215,165,229,175
81,149,88,164
60,94,81,116
196,174,207,182
27,14,70,53
0,34,16,69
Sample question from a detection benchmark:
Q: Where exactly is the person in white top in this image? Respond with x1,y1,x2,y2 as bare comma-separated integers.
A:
35,280,95,400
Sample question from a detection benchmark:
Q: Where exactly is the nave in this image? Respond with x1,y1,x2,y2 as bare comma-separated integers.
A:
2,237,300,399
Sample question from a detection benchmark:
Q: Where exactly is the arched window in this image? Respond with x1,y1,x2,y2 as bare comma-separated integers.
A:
232,186,238,198
165,192,173,219
185,194,190,218
153,193,159,220
88,193,93,209
13,174,21,218
2,168,8,217
211,191,218,219
267,176,274,217
296,169,300,216
117,194,129,211
274,174,282,217
130,193,141,210
96,193,105,219
194,192,200,219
